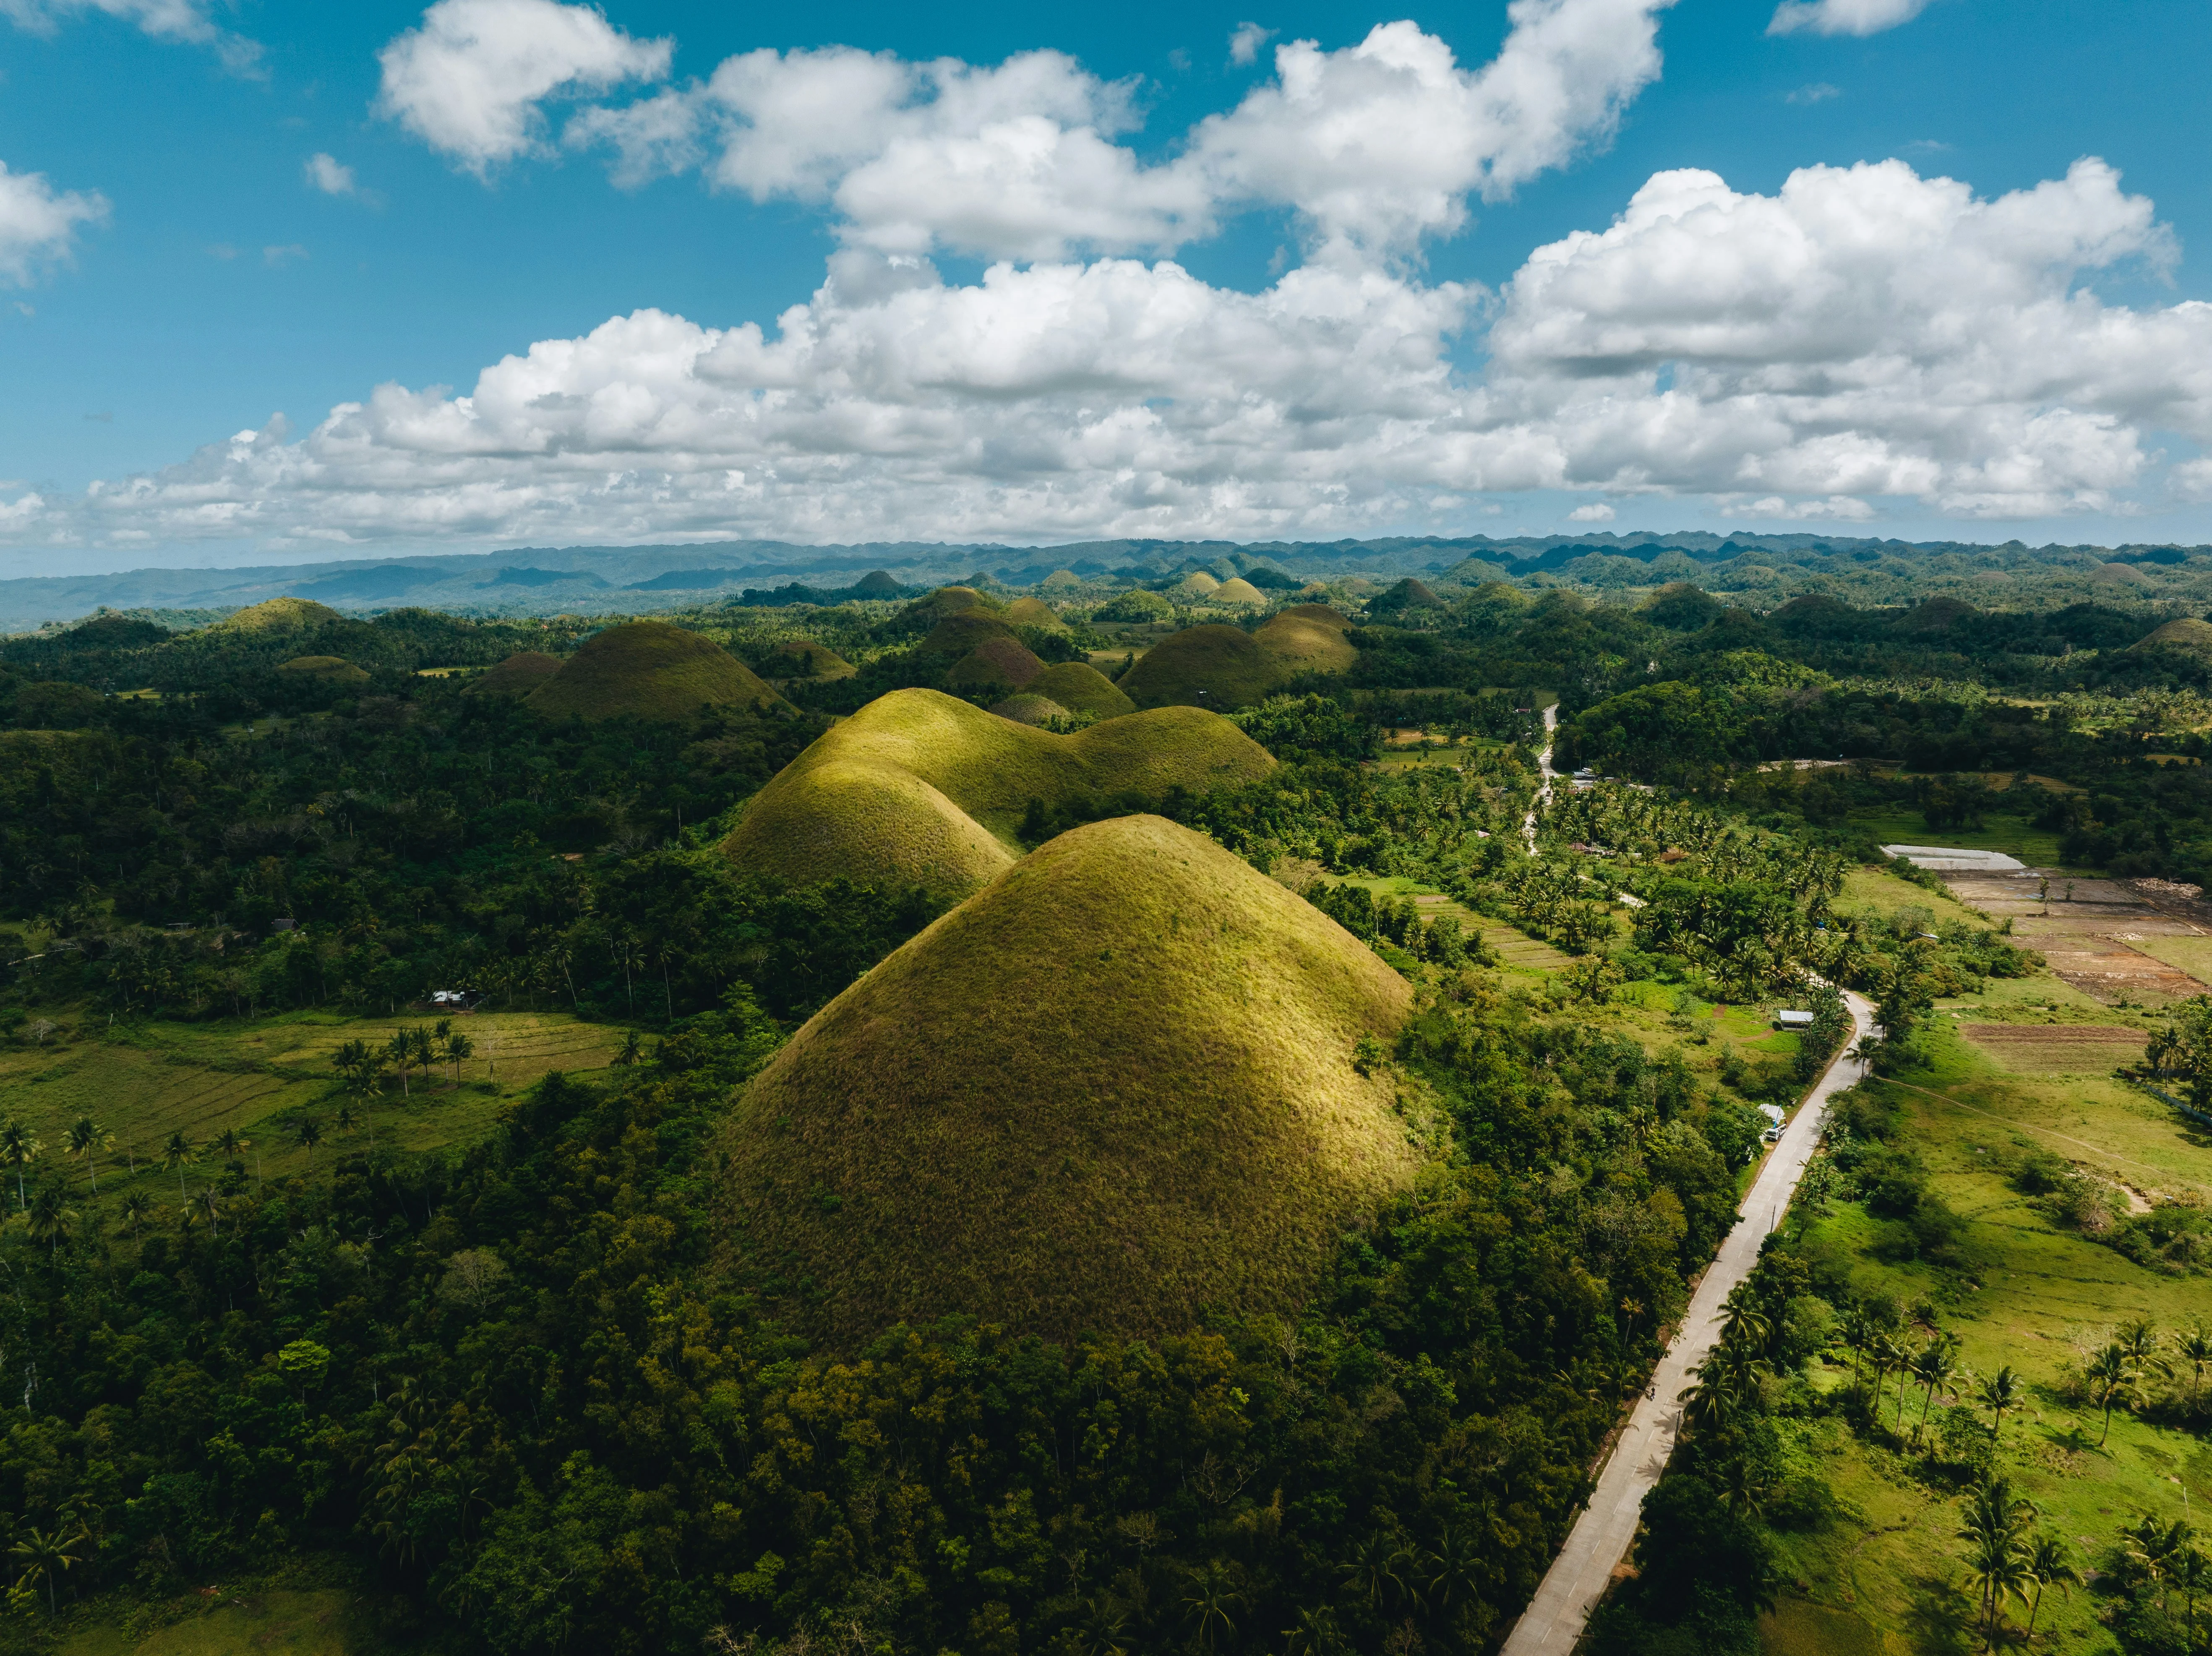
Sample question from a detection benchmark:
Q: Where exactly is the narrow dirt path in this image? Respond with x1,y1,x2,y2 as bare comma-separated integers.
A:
1495,987,1880,1656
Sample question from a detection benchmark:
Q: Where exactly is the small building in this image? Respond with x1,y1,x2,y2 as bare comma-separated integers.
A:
430,989,472,1007
1776,1009,1815,1029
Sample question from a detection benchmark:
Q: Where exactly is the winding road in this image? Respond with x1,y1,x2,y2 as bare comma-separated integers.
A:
1495,984,1878,1656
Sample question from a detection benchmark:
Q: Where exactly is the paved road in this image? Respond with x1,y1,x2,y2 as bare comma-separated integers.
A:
1495,986,1879,1656
1523,703,1560,853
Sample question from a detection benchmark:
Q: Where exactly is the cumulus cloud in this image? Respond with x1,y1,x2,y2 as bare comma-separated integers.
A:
1567,502,1615,521
0,159,108,285
377,0,672,174
561,4,1673,260
304,153,357,195
1767,0,1930,38
1228,22,1274,66
0,0,260,71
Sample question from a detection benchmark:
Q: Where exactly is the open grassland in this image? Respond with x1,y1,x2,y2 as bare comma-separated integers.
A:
1846,805,2069,869
60,1588,383,1656
0,1010,624,1197
718,815,1420,1345
1760,1010,2212,1654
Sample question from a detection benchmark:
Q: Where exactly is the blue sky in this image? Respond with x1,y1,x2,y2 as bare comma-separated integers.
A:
4,0,2212,571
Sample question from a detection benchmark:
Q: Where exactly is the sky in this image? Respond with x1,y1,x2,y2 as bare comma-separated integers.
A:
3,0,2212,574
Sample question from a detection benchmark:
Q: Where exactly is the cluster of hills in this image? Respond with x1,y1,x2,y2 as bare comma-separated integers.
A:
16,529,2212,632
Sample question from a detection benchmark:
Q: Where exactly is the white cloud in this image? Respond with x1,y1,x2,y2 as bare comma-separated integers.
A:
263,244,308,266
1228,23,1274,67
376,0,672,174
0,159,107,286
1767,0,1930,38
1784,82,1839,104
1567,502,1615,521
304,153,357,195
1189,0,1675,253
0,0,260,71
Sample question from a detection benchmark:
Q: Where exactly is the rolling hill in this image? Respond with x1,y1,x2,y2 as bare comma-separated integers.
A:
275,654,370,685
218,596,345,633
768,639,858,680
2135,616,2212,653
716,814,1419,1343
720,687,1273,895
990,692,1068,726
1116,607,1356,709
468,650,565,697
522,620,785,721
1023,661,1136,719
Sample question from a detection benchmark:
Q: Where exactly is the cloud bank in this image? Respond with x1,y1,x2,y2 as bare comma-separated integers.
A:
9,0,2211,553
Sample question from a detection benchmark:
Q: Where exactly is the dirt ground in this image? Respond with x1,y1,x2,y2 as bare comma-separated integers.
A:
1943,867,2212,1003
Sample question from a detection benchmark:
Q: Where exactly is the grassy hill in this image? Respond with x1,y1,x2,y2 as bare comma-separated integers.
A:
1253,607,1359,674
217,597,346,633
720,687,1274,895
990,692,1067,726
716,814,1419,1343
1025,660,1136,719
1212,576,1267,607
1002,596,1067,630
523,620,784,721
915,610,1022,665
768,639,857,680
1117,610,1356,709
468,649,564,696
2134,615,2212,653
945,635,1046,689
276,654,370,684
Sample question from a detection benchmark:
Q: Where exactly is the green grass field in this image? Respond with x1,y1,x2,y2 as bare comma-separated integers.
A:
61,1589,368,1656
0,1010,625,1206
1759,1008,2211,1653
1846,805,2068,869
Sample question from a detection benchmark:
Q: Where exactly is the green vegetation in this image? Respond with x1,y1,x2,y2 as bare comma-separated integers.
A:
721,814,1419,1342
764,638,856,680
523,620,785,721
720,687,1275,895
218,597,347,633
275,655,370,685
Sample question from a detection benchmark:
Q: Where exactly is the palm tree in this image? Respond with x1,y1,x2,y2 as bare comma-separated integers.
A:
0,1118,44,1212
2126,1515,2193,1615
445,1030,473,1083
295,1114,324,1169
336,1100,358,1139
119,1190,151,1238
2173,1319,2212,1417
1958,1477,2037,1644
213,1125,250,1172
1179,1559,1242,1651
615,1028,643,1068
1975,1365,2021,1443
160,1131,195,1204
2087,1342,2139,1446
2118,1317,2168,1379
26,1183,76,1256
1912,1338,1960,1447
63,1115,112,1196
2170,1545,2208,1644
409,1025,436,1086
196,1186,222,1237
2021,1533,2079,1639
385,1030,412,1096
8,1523,86,1616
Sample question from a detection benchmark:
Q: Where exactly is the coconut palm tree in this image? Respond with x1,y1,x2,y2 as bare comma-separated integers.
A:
1975,1364,2021,1443
335,1100,358,1139
1912,1338,1961,1447
0,1118,43,1212
2170,1545,2209,1645
2177,1320,2212,1418
2087,1342,2139,1446
2126,1515,2194,1615
385,1030,412,1096
63,1115,112,1196
26,1182,76,1256
408,1025,436,1085
1958,1476,2037,1645
9,1522,86,1616
118,1190,151,1238
213,1125,250,1173
160,1131,194,1204
2021,1533,2079,1639
294,1114,324,1169
444,1030,473,1083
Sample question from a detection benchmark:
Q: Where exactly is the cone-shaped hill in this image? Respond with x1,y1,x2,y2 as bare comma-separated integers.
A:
2136,617,2212,654
276,655,370,684
916,611,1021,664
524,621,785,721
220,597,345,633
720,688,1273,896
469,651,564,697
1003,596,1067,630
1119,608,1356,709
1212,576,1267,607
946,635,1046,690
718,814,1419,1343
767,640,857,680
990,692,1068,726
1024,661,1135,720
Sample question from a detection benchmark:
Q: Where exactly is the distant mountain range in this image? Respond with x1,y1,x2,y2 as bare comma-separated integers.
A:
1,532,2206,631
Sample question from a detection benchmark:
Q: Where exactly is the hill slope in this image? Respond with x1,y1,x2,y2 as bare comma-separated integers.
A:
1118,611,1356,709
717,814,1419,1342
2136,616,2212,653
721,688,1273,894
1024,661,1136,719
524,620,784,721
218,596,346,633
470,650,564,697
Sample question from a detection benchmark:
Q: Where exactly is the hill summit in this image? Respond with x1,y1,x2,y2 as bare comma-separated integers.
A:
717,814,1419,1343
523,620,784,721
720,688,1272,896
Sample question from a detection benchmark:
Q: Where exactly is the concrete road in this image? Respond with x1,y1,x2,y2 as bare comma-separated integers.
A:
1495,987,1879,1656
